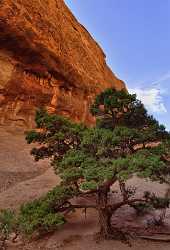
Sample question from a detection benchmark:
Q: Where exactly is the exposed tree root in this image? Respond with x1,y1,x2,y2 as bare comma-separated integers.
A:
138,234,170,242
95,227,133,246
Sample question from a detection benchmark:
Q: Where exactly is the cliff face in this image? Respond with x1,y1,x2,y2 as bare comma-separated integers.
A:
0,0,126,128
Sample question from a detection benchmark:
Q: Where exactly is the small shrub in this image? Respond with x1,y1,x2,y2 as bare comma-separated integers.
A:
131,202,152,215
18,198,65,235
0,210,17,237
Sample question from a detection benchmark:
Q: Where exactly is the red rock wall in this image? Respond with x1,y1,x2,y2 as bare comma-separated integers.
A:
0,0,126,128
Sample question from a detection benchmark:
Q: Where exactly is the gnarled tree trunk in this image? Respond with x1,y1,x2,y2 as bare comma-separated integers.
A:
97,187,112,239
97,186,127,240
98,207,112,238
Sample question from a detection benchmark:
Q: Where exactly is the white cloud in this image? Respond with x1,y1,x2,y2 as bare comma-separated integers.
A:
129,87,167,114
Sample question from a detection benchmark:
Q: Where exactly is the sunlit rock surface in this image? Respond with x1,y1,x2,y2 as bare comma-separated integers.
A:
0,0,126,128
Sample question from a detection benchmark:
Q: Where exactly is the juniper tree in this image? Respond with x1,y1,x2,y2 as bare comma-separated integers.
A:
25,89,170,239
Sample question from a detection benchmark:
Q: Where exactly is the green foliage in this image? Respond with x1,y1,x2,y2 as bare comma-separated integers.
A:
26,109,86,163
145,192,170,209
132,191,170,215
18,185,75,235
91,88,169,139
0,186,76,236
90,88,136,117
25,130,41,144
45,185,76,207
24,90,170,237
18,199,65,235
80,181,98,190
35,108,61,129
91,88,137,128
26,104,170,189
0,210,17,237
131,202,152,215
57,147,114,187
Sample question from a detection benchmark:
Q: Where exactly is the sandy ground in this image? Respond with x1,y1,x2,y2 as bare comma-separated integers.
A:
0,126,170,250
0,126,59,210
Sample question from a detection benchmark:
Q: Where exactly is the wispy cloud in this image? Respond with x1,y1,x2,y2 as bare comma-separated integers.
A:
129,71,170,114
129,87,167,114
150,71,170,87
132,71,170,89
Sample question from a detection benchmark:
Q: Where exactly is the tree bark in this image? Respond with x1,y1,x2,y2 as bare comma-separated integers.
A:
97,187,112,239
97,184,145,240
98,207,112,238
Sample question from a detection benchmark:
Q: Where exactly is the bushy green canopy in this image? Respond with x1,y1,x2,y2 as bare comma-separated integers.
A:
24,89,170,236
26,106,170,191
90,88,169,134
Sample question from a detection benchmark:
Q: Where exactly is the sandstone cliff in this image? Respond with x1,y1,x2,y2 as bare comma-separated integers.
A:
0,0,125,128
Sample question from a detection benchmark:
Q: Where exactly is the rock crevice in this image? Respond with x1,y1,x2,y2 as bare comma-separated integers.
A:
0,0,126,128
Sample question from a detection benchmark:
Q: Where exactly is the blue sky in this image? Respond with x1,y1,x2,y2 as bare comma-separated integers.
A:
65,0,170,130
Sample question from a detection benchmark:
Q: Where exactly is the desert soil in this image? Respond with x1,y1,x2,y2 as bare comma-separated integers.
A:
0,126,170,250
